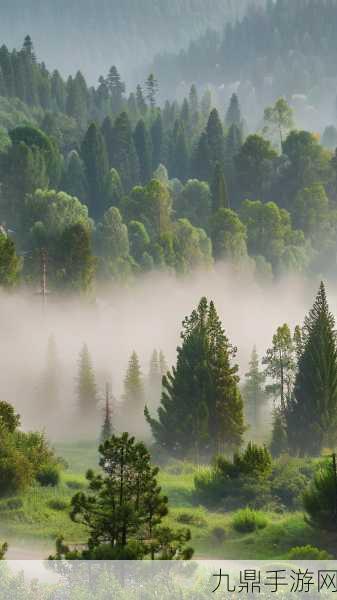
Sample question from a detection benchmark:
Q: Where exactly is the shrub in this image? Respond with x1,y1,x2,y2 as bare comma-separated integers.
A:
211,526,226,543
287,545,332,560
176,512,207,527
48,499,68,511
36,464,60,487
232,508,268,533
66,479,85,490
303,459,337,531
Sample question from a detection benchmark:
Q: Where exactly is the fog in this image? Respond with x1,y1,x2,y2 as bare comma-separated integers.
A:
0,264,330,443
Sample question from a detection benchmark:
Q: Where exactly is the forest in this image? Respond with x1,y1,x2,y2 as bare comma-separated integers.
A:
1,0,337,567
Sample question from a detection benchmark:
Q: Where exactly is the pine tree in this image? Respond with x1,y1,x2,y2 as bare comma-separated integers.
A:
170,121,189,182
77,344,98,420
110,112,139,192
133,119,152,185
101,383,113,443
270,409,288,458
146,298,245,459
286,282,337,456
225,93,242,129
81,122,109,218
263,324,297,411
62,150,88,204
191,132,212,182
243,347,268,438
122,351,145,431
211,162,229,211
136,84,147,116
145,74,159,109
206,108,225,168
107,66,125,114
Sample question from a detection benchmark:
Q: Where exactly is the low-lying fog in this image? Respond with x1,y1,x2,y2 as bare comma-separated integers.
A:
0,263,330,441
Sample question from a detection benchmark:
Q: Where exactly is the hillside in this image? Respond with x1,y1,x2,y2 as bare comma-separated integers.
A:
0,0,264,85
152,0,337,130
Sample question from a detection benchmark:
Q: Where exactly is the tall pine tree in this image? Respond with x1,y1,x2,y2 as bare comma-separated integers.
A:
77,343,98,421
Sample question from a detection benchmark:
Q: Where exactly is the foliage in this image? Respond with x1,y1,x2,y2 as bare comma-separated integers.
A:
303,457,337,531
232,508,268,533
36,464,60,487
286,545,332,560
50,433,194,560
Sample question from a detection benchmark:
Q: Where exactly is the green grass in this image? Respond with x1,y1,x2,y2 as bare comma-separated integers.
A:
0,441,333,560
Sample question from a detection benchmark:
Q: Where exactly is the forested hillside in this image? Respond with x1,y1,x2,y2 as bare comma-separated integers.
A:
0,0,264,85
153,0,337,130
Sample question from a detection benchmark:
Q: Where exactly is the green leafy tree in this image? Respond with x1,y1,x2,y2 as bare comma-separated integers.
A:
56,223,96,294
0,233,21,288
263,97,294,146
51,433,193,560
270,409,288,458
236,134,277,201
286,282,337,456
263,324,297,410
173,219,213,274
210,208,247,262
174,179,212,229
110,112,139,192
61,150,88,205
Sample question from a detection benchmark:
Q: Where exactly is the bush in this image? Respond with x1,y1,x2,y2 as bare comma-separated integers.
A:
303,459,337,531
66,479,85,490
36,464,60,487
211,526,226,543
176,512,207,527
232,508,268,533
48,499,68,511
287,545,332,560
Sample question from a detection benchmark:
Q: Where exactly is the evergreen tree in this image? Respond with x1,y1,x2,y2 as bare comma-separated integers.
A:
191,131,212,182
110,112,139,192
61,150,88,204
263,324,297,411
51,433,193,560
145,74,159,109
206,108,225,168
136,84,147,116
56,223,95,294
81,122,109,218
286,282,337,456
243,347,268,437
107,66,125,114
170,121,189,182
122,351,145,432
159,350,168,376
270,409,288,458
77,344,98,420
101,383,113,443
134,119,152,185
211,161,229,211
146,298,245,459
225,93,242,129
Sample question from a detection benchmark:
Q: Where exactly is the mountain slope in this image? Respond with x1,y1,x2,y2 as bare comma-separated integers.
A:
0,0,263,85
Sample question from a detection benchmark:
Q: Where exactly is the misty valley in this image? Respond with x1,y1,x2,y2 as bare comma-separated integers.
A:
1,0,337,569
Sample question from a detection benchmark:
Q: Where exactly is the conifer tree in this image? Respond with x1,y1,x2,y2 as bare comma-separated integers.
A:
206,108,225,168
145,74,159,109
101,383,113,443
146,298,245,459
286,282,337,456
81,122,109,218
225,93,242,129
133,119,152,184
107,66,125,114
170,121,189,182
263,324,297,411
270,409,288,458
77,343,98,420
136,84,147,116
122,351,145,429
110,112,139,192
62,150,88,204
191,131,212,182
211,161,229,211
243,347,268,437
